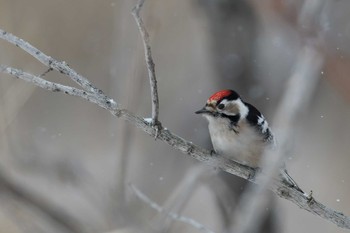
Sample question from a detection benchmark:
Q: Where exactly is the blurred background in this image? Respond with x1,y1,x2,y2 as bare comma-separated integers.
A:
0,0,350,232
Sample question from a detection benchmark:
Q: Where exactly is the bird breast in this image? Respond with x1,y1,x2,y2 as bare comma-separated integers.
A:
206,116,266,168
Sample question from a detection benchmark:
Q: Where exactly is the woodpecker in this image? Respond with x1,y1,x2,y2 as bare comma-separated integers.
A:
196,89,303,192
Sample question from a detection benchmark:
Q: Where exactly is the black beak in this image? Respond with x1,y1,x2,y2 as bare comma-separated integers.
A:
195,107,211,115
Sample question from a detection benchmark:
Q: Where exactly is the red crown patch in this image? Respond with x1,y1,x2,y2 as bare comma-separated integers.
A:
208,90,232,102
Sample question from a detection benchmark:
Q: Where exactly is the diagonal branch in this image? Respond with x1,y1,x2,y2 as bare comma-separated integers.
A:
149,165,215,232
1,28,350,230
0,65,114,111
230,46,324,233
230,1,328,232
129,183,215,233
0,29,107,97
132,0,160,126
0,168,84,233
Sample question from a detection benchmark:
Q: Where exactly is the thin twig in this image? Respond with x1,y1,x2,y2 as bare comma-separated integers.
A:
1,29,350,230
39,67,53,77
129,183,215,233
132,0,160,126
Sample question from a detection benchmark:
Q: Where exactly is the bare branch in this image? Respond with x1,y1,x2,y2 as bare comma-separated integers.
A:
0,65,115,111
150,165,215,232
0,168,84,233
132,0,160,126
0,29,106,97
1,29,350,230
129,183,215,233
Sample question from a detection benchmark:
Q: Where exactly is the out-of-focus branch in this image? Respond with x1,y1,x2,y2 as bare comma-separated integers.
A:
0,81,35,132
0,168,84,233
132,0,160,126
230,1,327,232
0,26,349,230
149,165,215,232
129,183,215,233
230,46,324,233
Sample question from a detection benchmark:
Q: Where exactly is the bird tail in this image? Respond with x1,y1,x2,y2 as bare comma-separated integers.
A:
280,169,304,193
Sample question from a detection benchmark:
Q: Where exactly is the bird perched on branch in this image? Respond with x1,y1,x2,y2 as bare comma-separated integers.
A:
195,89,303,192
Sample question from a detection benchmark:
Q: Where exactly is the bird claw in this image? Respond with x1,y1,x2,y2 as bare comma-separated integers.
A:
210,149,216,156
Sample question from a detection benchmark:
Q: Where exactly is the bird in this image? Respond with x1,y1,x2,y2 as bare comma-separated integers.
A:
195,89,303,192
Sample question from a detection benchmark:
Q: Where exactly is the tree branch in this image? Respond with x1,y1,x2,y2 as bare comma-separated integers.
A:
0,29,111,99
129,183,215,233
0,168,84,233
0,26,349,230
149,165,215,232
132,0,160,126
0,65,113,111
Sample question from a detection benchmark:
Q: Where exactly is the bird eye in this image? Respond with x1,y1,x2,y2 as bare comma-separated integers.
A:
217,103,225,110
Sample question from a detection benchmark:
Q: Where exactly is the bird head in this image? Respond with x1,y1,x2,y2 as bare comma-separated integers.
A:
195,89,248,120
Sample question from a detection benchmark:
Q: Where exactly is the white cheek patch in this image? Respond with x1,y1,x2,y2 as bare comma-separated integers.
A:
223,103,239,115
219,99,229,109
219,99,248,118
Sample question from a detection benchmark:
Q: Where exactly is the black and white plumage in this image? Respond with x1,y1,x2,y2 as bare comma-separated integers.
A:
195,89,274,167
196,89,303,192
